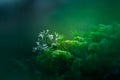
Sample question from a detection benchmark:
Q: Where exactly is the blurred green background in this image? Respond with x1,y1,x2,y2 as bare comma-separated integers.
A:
0,0,120,80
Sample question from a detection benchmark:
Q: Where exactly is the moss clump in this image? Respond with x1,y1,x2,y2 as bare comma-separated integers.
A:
36,50,73,77
30,24,120,80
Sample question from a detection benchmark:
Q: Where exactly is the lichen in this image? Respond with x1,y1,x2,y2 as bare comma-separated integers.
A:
33,29,62,53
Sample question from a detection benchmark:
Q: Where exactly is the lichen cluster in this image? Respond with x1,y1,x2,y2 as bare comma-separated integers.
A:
33,30,62,53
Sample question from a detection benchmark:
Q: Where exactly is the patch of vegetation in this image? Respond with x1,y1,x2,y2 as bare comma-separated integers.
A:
25,24,120,80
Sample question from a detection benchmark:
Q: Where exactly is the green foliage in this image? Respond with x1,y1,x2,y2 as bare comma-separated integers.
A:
74,36,85,42
36,50,73,76
58,39,88,58
31,24,120,80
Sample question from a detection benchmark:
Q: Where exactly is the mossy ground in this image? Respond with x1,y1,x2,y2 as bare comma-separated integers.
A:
16,24,120,80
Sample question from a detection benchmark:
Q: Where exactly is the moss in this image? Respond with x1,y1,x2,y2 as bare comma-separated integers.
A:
36,50,73,76
74,36,85,42
30,24,120,80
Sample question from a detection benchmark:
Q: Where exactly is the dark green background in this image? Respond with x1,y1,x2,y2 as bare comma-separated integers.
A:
0,0,120,80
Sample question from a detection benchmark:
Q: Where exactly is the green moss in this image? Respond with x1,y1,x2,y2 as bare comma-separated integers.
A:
31,24,120,80
36,50,73,76
74,36,85,42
